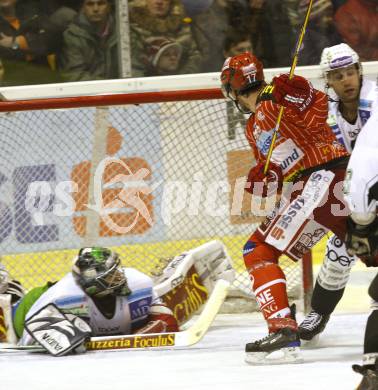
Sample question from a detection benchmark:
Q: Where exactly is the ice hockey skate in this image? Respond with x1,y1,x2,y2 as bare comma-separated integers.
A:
298,310,330,341
245,316,302,365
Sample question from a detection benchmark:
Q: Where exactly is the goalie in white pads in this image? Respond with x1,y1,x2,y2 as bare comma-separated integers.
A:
299,43,378,341
4,241,234,356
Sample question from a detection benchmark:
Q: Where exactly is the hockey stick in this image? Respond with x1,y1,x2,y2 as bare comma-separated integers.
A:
263,0,314,174
0,279,230,353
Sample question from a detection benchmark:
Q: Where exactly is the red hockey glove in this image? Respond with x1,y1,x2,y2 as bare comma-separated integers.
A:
272,73,315,113
245,161,283,197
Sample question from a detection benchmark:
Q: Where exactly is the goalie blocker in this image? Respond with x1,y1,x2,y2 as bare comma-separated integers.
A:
24,304,92,356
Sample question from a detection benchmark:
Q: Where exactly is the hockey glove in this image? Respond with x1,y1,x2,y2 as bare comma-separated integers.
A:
345,215,378,266
25,304,92,356
245,161,283,198
272,73,315,113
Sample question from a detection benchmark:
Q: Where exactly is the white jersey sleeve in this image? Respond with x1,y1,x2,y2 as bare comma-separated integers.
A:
327,78,378,153
344,111,378,215
20,268,155,345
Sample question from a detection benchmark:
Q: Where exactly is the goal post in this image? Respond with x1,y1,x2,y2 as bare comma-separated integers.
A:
1,64,376,312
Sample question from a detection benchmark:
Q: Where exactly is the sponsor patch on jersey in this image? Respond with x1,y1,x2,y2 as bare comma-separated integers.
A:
286,220,326,261
266,170,335,250
270,139,304,174
330,55,353,69
55,295,86,307
243,241,256,256
359,99,373,109
256,129,276,155
128,288,153,322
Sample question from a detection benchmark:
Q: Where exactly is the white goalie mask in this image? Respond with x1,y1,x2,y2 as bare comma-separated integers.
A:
320,43,361,80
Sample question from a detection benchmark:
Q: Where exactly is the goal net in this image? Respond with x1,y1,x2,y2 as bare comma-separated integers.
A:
1,68,353,312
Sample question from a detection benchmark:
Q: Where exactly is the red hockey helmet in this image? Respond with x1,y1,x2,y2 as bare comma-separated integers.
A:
220,52,264,101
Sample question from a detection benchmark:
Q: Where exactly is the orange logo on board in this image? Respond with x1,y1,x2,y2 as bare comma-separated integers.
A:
71,127,154,237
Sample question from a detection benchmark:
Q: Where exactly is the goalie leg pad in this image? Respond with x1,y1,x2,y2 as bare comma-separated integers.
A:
0,294,18,343
25,304,92,356
154,240,235,325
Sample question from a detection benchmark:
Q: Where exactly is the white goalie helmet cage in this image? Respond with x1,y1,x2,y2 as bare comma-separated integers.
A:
320,43,361,79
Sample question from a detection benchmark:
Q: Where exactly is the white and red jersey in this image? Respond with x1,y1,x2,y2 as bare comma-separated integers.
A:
245,90,348,180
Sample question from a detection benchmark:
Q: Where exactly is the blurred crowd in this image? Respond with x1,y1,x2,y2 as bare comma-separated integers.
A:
0,0,376,85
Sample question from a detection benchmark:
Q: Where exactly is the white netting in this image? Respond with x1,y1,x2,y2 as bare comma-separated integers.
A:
0,96,303,306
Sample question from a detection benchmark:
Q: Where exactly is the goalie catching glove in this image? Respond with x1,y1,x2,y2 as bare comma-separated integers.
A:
24,304,92,356
272,73,315,113
245,161,283,197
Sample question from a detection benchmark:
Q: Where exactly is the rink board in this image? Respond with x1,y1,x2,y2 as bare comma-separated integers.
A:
1,235,328,290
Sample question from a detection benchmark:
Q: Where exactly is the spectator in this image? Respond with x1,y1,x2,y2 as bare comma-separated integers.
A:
189,0,254,72
246,0,269,66
129,0,201,76
180,0,214,17
223,30,253,58
59,0,118,81
49,6,77,34
297,0,342,66
0,0,62,85
142,37,183,76
259,0,298,67
334,0,378,61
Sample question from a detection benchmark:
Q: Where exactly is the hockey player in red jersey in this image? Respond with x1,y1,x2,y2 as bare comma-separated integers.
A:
220,52,351,364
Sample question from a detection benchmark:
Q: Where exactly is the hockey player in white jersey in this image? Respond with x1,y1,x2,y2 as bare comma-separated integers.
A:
344,110,378,260
344,111,378,389
298,43,378,341
16,247,179,356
